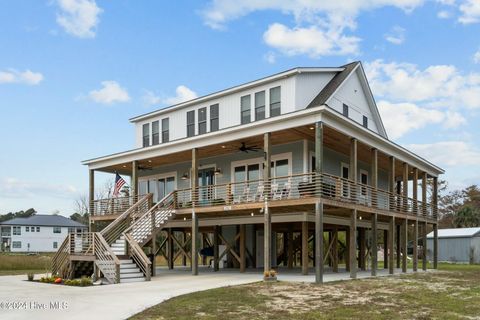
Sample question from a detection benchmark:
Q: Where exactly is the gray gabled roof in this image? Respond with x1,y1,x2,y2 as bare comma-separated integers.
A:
307,61,360,108
427,227,480,239
0,214,87,227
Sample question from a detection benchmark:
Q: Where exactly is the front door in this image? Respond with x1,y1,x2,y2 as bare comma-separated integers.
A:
198,167,215,203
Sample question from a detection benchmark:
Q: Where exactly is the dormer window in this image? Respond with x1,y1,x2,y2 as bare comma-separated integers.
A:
187,111,195,137
343,104,349,117
255,91,265,121
162,118,169,143
269,86,281,117
241,95,251,124
363,116,368,128
210,104,219,132
198,107,207,135
152,121,159,145
142,123,150,147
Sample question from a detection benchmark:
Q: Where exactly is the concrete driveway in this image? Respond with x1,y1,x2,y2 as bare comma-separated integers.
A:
0,267,421,320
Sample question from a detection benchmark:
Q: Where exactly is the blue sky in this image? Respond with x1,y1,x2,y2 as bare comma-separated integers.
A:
1,0,479,216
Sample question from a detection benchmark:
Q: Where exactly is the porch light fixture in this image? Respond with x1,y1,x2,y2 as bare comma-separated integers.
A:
309,127,314,130
181,173,189,180
214,168,222,175
251,212,254,216
122,165,127,168
183,217,187,221
359,216,363,220
148,160,152,163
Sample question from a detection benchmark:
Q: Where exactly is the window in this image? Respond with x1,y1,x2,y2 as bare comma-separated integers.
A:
53,227,61,234
187,110,195,137
162,118,169,143
53,242,58,249
343,104,349,117
12,241,21,249
270,159,289,178
198,107,207,135
13,226,21,235
152,121,159,145
269,86,281,117
210,104,219,132
360,170,368,196
68,227,75,233
36,226,40,232
142,123,150,147
26,226,29,232
240,95,251,124
140,176,176,203
363,116,368,128
254,91,265,121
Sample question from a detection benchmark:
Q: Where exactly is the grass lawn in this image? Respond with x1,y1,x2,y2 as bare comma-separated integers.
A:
130,264,480,320
0,253,52,276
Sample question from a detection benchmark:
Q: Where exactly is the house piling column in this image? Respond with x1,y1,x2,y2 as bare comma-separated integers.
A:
350,209,357,279
191,148,199,276
396,223,401,269
263,132,272,275
389,216,395,274
302,221,309,275
132,160,138,200
383,229,388,269
167,228,174,270
315,201,324,283
422,221,428,271
402,219,408,273
359,228,366,270
433,223,438,269
240,224,246,273
413,219,418,272
88,169,95,232
214,225,219,271
332,226,338,273
433,176,438,269
287,224,293,269
371,213,378,276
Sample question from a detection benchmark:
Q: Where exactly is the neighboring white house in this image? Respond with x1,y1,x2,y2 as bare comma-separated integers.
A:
427,228,480,263
0,215,87,253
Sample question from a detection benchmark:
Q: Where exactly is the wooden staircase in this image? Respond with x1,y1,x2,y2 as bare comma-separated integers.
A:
51,191,177,284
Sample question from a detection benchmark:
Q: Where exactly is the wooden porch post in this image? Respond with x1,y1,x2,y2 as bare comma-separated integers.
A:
315,201,324,283
389,156,395,211
315,121,323,175
383,229,388,269
371,148,378,207
413,220,418,272
214,225,219,271
151,232,157,276
402,219,408,273
89,169,95,232
359,227,366,270
263,132,272,275
182,232,187,266
240,224,246,273
396,224,401,269
389,216,395,274
302,221,309,275
422,221,428,271
422,172,428,216
413,168,418,215
345,228,350,272
403,162,408,213
167,229,174,270
287,224,293,269
350,138,358,182
332,226,338,273
433,223,438,269
132,160,138,200
371,213,378,276
350,209,357,279
191,148,199,276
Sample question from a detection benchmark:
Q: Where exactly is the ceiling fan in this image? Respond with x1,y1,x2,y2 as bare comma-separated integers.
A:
238,142,261,153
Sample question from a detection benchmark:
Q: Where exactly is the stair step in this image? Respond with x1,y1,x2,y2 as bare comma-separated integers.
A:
120,268,141,274
119,263,137,269
111,244,125,248
120,277,145,283
119,259,134,264
120,272,144,278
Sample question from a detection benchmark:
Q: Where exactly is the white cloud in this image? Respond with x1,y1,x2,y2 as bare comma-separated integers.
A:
407,141,480,166
474,49,480,64
0,177,78,199
458,0,480,24
263,23,360,58
201,1,423,58
56,0,102,38
142,90,162,106
384,26,405,45
164,85,198,105
437,10,451,19
89,81,130,105
364,59,480,109
0,69,43,85
377,100,446,139
263,51,276,64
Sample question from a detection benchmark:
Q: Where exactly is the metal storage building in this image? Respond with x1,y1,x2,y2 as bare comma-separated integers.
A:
427,228,480,263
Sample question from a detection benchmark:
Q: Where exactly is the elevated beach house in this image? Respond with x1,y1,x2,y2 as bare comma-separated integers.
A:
52,62,443,283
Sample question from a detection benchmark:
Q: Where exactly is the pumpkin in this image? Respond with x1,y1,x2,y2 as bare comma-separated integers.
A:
54,277,62,284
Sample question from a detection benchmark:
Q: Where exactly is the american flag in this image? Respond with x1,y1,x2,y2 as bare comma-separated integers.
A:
113,173,126,197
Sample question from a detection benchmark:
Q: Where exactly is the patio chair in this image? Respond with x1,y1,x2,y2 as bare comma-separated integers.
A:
253,184,265,202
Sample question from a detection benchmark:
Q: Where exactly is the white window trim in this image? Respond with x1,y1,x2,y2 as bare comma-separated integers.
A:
139,171,178,194
231,156,263,183
271,152,293,177
360,169,369,185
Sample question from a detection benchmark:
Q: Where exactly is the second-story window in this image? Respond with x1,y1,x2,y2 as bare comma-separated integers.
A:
162,118,169,143
152,121,159,145
187,110,195,137
255,91,265,121
210,104,219,132
363,116,368,128
269,86,281,117
142,123,150,147
343,104,349,117
241,95,251,124
198,107,207,135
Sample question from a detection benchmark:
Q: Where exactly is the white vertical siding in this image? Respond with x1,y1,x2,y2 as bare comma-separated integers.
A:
328,69,380,134
295,72,336,110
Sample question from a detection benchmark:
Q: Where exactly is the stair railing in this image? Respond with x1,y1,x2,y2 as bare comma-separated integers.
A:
124,233,151,281
100,193,153,245
93,232,121,284
51,234,71,277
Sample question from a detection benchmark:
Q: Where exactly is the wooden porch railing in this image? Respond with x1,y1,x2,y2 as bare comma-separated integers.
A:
91,194,139,216
174,172,436,219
